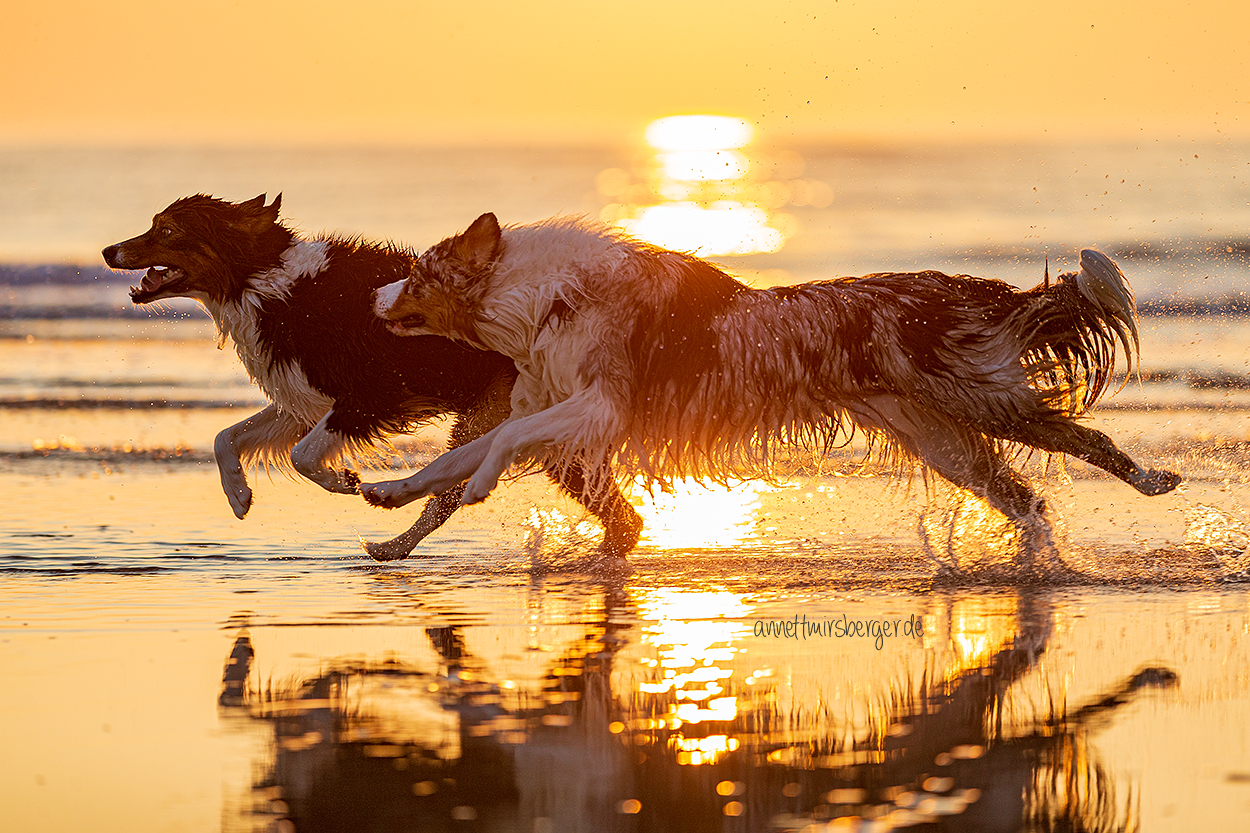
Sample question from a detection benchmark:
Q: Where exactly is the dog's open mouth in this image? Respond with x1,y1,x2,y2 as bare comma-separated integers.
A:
129,266,185,300
384,314,427,336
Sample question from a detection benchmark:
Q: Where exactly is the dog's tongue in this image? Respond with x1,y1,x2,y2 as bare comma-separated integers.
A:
141,268,165,293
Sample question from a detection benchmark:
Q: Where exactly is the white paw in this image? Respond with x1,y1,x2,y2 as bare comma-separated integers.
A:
302,467,362,495
361,479,422,509
462,470,501,505
327,468,362,495
228,487,252,519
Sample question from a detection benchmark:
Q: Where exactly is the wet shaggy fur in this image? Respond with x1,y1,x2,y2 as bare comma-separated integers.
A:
364,213,1180,562
102,196,641,561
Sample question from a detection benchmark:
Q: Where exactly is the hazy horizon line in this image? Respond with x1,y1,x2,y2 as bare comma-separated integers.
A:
3,119,1247,150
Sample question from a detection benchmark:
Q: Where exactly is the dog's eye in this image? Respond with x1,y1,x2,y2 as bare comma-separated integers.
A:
159,227,173,237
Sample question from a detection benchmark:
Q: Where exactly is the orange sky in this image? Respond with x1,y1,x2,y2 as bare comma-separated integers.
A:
3,0,1247,144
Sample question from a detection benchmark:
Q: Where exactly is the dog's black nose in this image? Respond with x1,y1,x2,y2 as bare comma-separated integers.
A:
102,244,120,267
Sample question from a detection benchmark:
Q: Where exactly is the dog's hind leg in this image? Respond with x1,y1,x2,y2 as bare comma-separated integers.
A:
548,458,644,562
364,379,515,561
291,411,367,495
215,404,310,519
850,395,1050,557
999,418,1180,496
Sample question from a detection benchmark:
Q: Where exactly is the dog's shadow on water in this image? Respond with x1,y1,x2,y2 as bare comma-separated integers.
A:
218,572,1179,832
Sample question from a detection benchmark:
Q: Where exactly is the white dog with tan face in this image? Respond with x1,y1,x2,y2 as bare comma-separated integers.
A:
364,212,1178,568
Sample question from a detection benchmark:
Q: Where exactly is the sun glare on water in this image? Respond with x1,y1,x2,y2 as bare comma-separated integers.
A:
523,477,773,554
600,114,822,258
635,587,755,764
634,478,774,550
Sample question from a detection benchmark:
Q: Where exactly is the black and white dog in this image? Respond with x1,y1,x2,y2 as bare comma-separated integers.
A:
103,196,641,560
365,213,1180,564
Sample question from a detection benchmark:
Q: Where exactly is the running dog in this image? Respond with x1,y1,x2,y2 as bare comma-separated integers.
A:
102,197,641,560
362,213,1180,561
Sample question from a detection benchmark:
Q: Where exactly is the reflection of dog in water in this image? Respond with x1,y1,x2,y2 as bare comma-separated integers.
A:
366,213,1180,562
102,195,641,561
217,597,1178,830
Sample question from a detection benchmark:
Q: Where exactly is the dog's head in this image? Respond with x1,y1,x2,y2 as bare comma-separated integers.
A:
102,193,289,305
373,212,502,342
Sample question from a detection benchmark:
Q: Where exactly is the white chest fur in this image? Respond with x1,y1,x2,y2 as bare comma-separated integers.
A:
204,240,335,427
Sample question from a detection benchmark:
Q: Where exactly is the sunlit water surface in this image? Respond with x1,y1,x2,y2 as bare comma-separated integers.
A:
2,141,1250,831
2,365,1249,831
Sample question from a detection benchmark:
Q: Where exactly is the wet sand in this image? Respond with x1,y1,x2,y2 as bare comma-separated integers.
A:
2,439,1248,832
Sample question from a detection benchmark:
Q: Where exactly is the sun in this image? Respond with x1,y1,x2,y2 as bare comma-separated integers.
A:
609,114,788,257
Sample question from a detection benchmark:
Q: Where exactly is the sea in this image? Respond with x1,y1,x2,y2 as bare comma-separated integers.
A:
1,139,1248,832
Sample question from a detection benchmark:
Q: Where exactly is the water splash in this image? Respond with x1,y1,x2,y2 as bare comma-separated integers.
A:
920,490,1065,581
523,506,604,566
1184,504,1250,578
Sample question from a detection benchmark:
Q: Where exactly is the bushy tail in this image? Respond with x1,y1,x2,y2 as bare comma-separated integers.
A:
1019,249,1140,416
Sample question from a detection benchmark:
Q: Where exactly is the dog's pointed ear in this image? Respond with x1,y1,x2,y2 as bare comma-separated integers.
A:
452,213,502,272
240,194,266,212
259,193,282,226
235,193,282,233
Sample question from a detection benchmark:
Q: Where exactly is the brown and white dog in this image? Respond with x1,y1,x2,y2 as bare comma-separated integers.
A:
363,213,1180,565
103,197,642,561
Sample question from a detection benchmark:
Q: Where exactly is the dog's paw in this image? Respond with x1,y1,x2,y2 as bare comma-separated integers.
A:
220,468,253,519
362,538,413,562
462,471,501,505
321,468,361,495
341,468,362,494
361,480,420,509
226,484,253,519
1132,469,1182,496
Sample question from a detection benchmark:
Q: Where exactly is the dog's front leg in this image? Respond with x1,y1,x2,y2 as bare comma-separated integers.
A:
360,424,505,508
462,390,617,505
291,411,363,495
215,404,308,518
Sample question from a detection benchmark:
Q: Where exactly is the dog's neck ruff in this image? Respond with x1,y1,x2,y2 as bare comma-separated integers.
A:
204,239,334,425
471,221,620,358
249,239,331,301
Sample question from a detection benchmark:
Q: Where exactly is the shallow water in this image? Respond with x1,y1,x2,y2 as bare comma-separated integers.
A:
2,325,1250,833
3,140,1250,831
2,400,1249,831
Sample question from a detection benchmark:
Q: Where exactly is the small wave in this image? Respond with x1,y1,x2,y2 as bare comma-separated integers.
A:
1140,298,1250,317
1096,401,1250,412
0,305,208,321
0,397,255,410
0,560,175,577
0,265,121,285
0,377,236,390
1,444,213,464
1137,369,1250,390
